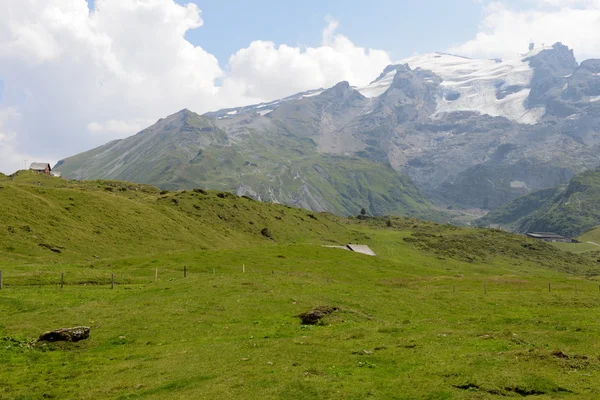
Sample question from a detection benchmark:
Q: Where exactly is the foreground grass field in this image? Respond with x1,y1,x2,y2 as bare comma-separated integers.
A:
2,172,600,399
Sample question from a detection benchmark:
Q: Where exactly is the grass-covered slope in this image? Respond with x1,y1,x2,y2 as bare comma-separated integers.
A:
1,171,593,273
477,167,600,237
476,185,564,230
54,109,439,219
3,174,600,399
0,171,355,263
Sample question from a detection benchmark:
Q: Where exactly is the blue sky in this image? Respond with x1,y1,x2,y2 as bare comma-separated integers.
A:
86,0,486,64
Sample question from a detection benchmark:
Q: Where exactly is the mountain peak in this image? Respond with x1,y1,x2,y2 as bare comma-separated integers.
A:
321,81,360,99
174,108,195,117
331,81,351,91
524,42,578,72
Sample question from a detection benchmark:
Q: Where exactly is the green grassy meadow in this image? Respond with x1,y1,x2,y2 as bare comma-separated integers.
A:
2,173,600,399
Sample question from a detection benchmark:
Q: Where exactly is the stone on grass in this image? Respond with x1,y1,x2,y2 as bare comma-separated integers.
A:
38,326,90,342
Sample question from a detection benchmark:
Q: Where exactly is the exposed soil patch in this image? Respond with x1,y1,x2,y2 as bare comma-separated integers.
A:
297,306,338,325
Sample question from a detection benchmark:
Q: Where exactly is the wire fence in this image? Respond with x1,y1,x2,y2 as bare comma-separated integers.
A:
2,268,600,296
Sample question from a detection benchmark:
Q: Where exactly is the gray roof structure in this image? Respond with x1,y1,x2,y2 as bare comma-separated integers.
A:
29,162,51,171
346,244,376,256
526,232,568,239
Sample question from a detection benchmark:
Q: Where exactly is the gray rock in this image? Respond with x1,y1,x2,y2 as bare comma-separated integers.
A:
38,326,90,342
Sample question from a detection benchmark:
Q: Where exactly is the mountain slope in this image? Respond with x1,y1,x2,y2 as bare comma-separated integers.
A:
476,185,565,229
56,43,600,213
55,100,440,219
476,167,600,237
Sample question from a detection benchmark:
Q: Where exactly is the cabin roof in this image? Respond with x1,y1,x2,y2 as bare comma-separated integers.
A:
29,162,51,171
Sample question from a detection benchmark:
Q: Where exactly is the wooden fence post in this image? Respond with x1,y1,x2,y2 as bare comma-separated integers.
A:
155,267,158,283
111,273,114,290
61,272,64,289
243,264,245,273
548,283,551,293
184,266,187,278
484,284,487,295
0,270,3,290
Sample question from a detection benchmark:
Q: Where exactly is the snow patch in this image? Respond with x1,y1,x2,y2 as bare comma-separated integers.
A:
356,52,545,124
521,45,553,59
257,109,273,116
301,90,324,98
510,181,527,189
399,53,544,124
356,69,398,98
227,110,238,115
590,95,600,103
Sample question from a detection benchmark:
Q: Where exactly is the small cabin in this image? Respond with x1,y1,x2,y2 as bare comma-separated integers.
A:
526,232,572,243
29,162,52,175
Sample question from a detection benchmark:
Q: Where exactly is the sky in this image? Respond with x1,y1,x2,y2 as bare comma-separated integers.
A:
1,0,600,173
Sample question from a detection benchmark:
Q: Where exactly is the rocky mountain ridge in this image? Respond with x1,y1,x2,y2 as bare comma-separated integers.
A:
56,42,600,217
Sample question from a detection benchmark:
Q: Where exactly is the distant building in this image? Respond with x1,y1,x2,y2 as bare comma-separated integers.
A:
29,162,52,175
526,232,572,243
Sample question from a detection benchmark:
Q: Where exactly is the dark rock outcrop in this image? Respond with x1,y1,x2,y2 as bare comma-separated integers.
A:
38,327,90,342
297,306,338,325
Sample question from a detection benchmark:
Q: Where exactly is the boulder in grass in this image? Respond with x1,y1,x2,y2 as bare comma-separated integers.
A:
38,326,90,342
297,306,338,325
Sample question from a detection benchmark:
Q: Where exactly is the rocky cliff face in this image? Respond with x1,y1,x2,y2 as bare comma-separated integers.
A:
56,43,600,217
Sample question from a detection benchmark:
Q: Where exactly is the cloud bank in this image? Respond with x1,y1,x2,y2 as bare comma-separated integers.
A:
0,0,391,173
450,0,600,60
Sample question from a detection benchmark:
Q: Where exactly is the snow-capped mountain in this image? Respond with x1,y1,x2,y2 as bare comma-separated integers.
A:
359,49,548,124
56,43,600,216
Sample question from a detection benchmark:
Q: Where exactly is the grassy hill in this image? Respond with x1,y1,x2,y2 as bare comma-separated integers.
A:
579,226,600,244
476,186,564,230
476,167,600,238
2,173,600,399
0,171,356,264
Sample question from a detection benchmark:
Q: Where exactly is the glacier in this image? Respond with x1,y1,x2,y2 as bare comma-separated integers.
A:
356,51,548,124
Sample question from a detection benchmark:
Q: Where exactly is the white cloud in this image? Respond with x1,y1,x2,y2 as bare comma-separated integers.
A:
87,118,157,138
451,1,600,60
0,107,49,173
226,19,391,101
322,16,340,45
0,0,391,174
